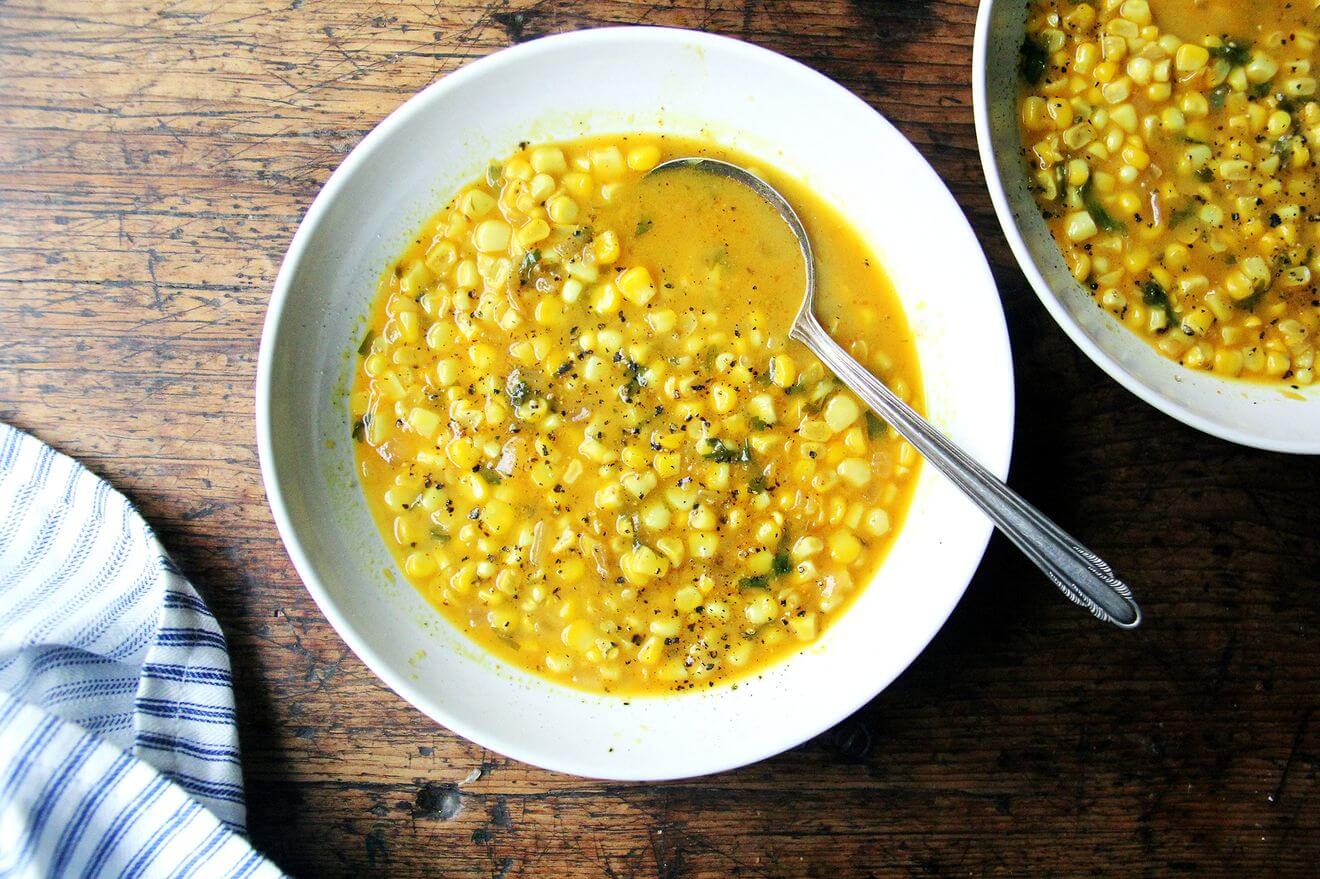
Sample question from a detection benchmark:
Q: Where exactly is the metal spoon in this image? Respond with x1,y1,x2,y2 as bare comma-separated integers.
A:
648,157,1141,628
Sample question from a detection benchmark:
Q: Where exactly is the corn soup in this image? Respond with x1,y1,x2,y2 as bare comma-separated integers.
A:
1019,0,1320,385
351,135,922,694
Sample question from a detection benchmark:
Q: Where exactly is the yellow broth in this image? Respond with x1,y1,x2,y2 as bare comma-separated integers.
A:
351,135,923,695
1149,0,1314,40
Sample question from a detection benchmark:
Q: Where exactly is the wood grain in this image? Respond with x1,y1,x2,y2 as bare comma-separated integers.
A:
1,0,1317,875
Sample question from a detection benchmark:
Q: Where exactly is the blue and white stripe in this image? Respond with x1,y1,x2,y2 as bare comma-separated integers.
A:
0,424,283,877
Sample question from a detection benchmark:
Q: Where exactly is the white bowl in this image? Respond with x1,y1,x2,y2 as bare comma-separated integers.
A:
257,26,1015,779
974,0,1320,454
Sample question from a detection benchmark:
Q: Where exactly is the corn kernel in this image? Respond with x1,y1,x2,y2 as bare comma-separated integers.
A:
589,146,625,179
689,532,719,558
827,531,862,564
617,266,656,304
593,230,620,264
517,218,550,247
473,219,511,253
822,395,861,433
626,144,662,171
1175,44,1209,72
1066,211,1099,241
674,585,703,613
710,382,737,413
547,194,579,224
837,458,871,487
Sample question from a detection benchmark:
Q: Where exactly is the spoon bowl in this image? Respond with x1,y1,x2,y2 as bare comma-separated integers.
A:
651,157,1142,629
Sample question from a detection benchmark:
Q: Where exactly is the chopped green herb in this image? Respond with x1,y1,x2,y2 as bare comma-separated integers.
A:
1052,164,1067,201
1249,81,1272,99
351,417,366,442
1236,281,1269,311
1274,135,1294,164
357,330,375,356
739,575,770,590
1210,39,1252,68
701,438,753,465
1208,84,1230,111
478,466,503,485
1142,279,1179,326
430,527,451,543
771,552,792,577
748,417,772,431
506,369,533,406
1276,96,1315,115
1168,202,1198,226
1020,36,1049,85
1141,280,1169,307
1236,290,1263,311
620,358,646,402
784,380,805,395
634,218,653,237
518,249,541,285
864,410,887,439
747,473,768,494
1194,167,1214,183
1082,180,1126,234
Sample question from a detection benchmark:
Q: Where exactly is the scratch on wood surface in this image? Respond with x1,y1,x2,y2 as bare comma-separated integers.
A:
1271,709,1312,806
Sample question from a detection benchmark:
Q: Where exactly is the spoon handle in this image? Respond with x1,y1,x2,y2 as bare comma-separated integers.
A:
791,314,1141,629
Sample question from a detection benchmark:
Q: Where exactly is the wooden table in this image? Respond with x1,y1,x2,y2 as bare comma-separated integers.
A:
3,1,1317,875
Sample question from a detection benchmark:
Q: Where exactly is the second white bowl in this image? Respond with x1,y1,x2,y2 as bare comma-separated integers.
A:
974,0,1320,454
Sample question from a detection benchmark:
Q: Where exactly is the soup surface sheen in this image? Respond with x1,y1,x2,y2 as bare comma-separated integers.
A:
1018,0,1319,385
351,135,922,695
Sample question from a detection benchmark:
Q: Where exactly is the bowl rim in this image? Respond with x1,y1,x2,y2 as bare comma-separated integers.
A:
257,24,1017,777
972,0,1320,456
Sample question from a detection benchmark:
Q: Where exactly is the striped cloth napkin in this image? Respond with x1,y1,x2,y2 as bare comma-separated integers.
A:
0,424,283,878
